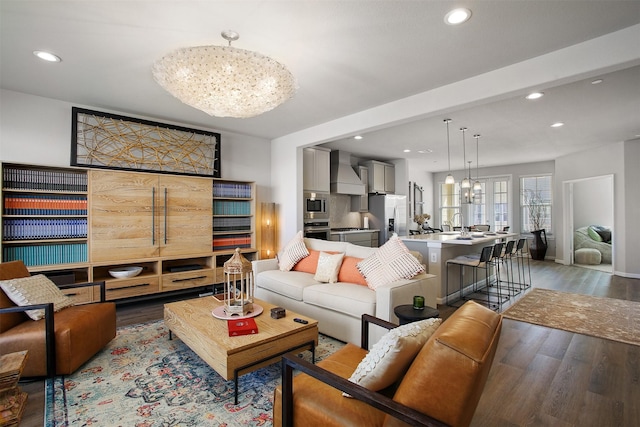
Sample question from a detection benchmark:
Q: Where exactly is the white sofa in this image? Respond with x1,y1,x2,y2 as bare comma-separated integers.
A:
252,237,438,345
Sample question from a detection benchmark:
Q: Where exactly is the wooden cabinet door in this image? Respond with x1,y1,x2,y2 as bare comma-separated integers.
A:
89,170,159,262
159,175,212,256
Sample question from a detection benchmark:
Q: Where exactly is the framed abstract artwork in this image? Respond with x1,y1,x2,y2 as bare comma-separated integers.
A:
71,107,221,177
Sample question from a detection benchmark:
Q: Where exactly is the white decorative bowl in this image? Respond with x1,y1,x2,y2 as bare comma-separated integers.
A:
108,266,142,279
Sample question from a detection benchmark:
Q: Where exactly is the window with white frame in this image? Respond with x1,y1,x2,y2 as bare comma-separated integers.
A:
440,177,510,231
521,175,552,233
439,182,460,228
470,178,510,232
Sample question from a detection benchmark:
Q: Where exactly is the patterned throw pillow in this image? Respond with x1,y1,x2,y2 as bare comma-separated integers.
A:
313,252,345,283
356,234,425,289
0,274,74,320
345,317,442,394
278,231,310,271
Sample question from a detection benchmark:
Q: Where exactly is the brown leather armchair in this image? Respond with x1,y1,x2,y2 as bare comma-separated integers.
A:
276,300,502,427
0,261,116,377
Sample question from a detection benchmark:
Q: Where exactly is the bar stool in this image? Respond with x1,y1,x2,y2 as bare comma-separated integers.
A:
514,238,532,290
476,242,511,309
445,245,494,309
498,240,520,297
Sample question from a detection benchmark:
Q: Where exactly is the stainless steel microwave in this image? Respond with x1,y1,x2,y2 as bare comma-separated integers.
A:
303,192,329,220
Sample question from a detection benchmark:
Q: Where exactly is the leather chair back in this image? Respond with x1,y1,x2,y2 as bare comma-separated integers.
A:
383,301,502,427
0,260,32,332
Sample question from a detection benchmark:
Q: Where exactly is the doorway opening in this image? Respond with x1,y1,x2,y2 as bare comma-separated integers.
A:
563,175,613,273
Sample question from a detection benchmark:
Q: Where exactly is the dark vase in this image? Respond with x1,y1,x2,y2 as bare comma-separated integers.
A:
529,229,548,260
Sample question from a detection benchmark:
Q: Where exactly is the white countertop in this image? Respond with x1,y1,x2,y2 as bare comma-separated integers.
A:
400,232,518,246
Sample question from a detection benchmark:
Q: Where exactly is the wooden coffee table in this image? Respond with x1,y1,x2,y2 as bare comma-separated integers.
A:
163,297,318,403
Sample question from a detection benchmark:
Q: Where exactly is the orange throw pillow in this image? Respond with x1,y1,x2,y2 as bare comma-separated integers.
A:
293,250,322,274
338,256,368,286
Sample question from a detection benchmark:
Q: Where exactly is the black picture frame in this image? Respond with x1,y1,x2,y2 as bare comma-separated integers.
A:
71,107,221,178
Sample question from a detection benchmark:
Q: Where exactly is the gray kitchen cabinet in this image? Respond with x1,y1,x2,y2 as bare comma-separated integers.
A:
361,160,394,194
303,147,331,193
334,230,379,247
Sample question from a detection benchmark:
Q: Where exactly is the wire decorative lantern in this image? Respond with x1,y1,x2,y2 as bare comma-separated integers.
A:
223,248,255,316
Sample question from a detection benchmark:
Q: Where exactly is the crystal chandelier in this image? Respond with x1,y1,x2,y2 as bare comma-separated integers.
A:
152,30,297,118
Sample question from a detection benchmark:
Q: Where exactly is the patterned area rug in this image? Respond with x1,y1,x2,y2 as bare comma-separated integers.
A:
45,320,345,426
502,288,640,346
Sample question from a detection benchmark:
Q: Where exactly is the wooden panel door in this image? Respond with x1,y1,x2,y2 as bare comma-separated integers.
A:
159,175,212,256
89,170,159,262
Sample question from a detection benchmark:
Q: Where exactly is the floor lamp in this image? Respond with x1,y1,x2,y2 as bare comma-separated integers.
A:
260,202,277,259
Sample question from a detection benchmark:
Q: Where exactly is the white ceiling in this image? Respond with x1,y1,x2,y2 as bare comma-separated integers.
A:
1,1,639,172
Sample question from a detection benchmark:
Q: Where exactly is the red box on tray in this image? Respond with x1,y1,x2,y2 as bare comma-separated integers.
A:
227,318,258,336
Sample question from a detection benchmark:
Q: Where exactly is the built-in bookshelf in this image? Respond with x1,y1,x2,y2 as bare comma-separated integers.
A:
1,164,88,267
1,163,261,302
212,180,255,252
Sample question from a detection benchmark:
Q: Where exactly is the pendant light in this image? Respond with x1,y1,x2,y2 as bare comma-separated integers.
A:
473,134,482,192
460,127,471,189
444,119,455,184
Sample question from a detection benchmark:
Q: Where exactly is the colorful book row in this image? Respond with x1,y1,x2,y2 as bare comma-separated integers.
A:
213,200,251,216
3,194,87,215
213,217,252,232
213,182,252,198
212,235,252,250
2,243,87,266
3,219,88,240
3,167,87,192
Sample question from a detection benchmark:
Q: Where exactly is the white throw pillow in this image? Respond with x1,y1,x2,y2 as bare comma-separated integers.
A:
278,231,310,271
345,317,442,394
356,234,425,289
313,252,345,283
0,274,74,320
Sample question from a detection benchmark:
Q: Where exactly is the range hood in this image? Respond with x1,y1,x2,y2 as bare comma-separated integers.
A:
330,150,365,195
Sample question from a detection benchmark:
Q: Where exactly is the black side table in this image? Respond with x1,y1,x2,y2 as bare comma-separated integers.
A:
394,304,440,325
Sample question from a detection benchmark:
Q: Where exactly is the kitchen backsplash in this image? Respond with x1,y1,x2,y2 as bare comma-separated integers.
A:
329,194,368,228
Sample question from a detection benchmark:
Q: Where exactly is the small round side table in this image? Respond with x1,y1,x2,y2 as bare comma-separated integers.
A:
394,304,440,325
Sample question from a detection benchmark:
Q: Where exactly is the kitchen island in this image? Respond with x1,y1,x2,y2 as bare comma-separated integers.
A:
330,228,380,247
400,232,519,304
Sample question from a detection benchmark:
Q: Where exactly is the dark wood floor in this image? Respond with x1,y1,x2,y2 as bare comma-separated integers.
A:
20,260,640,426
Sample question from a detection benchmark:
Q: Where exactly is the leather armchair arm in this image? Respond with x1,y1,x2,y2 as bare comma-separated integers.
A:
0,302,55,377
360,313,397,349
280,353,448,427
59,280,107,302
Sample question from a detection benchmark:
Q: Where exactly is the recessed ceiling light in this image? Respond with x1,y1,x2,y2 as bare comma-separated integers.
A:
445,8,472,25
526,92,544,100
591,79,603,85
33,50,62,62
418,149,433,154
551,122,564,128
403,149,411,153
353,135,363,140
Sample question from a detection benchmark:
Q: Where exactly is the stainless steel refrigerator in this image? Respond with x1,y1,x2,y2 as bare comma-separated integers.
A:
368,194,407,246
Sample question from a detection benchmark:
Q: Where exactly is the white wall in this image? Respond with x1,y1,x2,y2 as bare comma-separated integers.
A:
556,140,639,278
